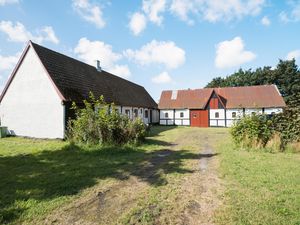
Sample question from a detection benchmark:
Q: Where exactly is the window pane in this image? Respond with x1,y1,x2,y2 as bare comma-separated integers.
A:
180,112,184,118
215,112,219,118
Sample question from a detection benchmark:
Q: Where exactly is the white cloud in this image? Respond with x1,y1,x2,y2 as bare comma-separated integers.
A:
0,51,21,72
286,49,300,60
170,0,195,25
124,40,185,69
142,0,166,25
215,36,256,69
128,0,166,35
0,0,18,6
261,16,271,26
279,1,300,23
0,21,59,44
152,71,172,84
72,0,105,29
74,38,131,78
109,65,131,78
170,0,265,23
129,12,147,36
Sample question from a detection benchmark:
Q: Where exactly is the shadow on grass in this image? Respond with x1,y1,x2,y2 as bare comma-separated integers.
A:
0,128,217,224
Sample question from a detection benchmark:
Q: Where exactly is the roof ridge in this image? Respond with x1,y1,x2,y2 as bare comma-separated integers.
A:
30,41,145,89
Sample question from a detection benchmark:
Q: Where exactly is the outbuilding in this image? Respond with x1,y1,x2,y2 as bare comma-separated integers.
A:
0,41,158,139
158,85,286,127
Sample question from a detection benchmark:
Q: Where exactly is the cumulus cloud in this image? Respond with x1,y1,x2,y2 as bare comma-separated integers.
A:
215,36,256,69
279,1,300,23
72,0,105,29
0,21,59,44
170,0,195,25
261,16,271,26
124,40,185,69
170,0,265,24
286,50,300,61
0,0,18,6
152,71,172,84
74,38,131,78
129,12,147,36
0,51,21,72
142,0,166,25
128,0,166,35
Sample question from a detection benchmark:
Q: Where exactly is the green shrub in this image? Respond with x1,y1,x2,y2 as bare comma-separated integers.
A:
231,114,273,149
66,93,147,146
231,108,300,152
271,108,300,148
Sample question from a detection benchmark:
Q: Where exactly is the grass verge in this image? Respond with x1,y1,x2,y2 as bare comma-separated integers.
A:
215,138,300,225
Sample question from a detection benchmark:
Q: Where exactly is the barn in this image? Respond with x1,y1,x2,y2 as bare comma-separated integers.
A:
0,41,158,139
158,85,286,127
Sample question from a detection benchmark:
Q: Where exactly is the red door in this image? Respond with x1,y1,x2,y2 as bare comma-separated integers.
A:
190,110,209,127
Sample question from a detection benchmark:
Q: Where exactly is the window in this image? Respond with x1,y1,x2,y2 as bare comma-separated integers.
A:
140,109,143,114
180,112,184,118
271,112,276,115
215,112,219,118
145,110,148,118
193,114,197,118
251,112,256,116
134,109,138,118
165,112,169,118
125,109,130,117
232,112,236,118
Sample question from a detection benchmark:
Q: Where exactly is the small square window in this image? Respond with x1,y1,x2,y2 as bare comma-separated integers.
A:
180,112,184,118
215,112,219,118
232,112,236,118
125,109,130,117
165,112,169,118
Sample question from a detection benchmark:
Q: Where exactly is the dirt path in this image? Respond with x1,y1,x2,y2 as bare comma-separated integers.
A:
44,128,226,225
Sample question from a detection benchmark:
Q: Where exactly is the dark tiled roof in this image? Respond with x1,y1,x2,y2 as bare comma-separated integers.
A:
159,85,286,109
31,42,157,108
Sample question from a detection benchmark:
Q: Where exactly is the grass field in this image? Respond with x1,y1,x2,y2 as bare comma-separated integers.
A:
0,126,299,225
215,139,300,225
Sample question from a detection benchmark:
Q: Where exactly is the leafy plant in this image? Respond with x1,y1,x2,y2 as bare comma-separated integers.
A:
66,93,147,146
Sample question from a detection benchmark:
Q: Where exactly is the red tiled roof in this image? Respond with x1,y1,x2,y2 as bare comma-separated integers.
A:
158,85,286,109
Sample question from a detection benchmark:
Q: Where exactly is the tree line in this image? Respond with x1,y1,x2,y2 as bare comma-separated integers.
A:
206,59,300,107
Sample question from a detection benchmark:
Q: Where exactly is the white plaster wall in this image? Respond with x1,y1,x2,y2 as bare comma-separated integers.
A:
0,46,64,139
245,108,262,115
264,108,283,114
174,109,189,119
160,109,174,119
210,120,226,127
226,109,244,119
210,109,225,119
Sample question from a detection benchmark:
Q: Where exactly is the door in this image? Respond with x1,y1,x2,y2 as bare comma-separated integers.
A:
190,110,209,127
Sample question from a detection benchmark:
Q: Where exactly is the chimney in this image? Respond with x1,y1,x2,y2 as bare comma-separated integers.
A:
96,60,102,72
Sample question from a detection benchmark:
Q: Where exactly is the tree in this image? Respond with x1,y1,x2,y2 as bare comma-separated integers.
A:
205,59,300,107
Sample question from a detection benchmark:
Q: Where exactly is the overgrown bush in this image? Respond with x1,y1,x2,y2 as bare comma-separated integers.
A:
231,108,300,152
66,93,147,145
231,114,273,148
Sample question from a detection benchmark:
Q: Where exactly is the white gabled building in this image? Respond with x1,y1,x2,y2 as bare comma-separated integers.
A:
0,41,158,139
158,85,286,127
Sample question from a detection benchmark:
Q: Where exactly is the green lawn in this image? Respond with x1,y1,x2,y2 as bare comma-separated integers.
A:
215,139,300,225
1,126,299,225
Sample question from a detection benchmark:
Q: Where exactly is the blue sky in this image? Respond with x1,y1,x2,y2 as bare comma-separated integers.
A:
0,0,299,101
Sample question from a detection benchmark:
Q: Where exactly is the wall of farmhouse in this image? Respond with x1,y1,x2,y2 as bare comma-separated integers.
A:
119,106,157,124
264,108,283,114
209,109,225,127
225,109,243,127
0,46,65,139
159,109,190,125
